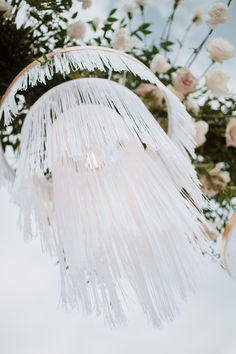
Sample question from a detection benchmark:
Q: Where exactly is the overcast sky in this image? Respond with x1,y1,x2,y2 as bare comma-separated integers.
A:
1,1,236,354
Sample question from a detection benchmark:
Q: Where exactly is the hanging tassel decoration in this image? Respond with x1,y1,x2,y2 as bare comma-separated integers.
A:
0,47,211,327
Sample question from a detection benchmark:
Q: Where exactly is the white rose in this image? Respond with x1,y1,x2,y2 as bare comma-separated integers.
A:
67,20,86,40
186,97,199,114
111,28,133,52
135,0,147,6
226,118,236,148
123,4,136,14
191,9,203,26
81,0,92,9
194,121,209,147
205,67,229,97
150,54,171,74
0,0,13,18
205,37,234,63
206,3,228,29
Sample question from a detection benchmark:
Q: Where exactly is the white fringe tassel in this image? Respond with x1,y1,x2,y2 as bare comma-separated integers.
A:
12,78,210,327
0,143,15,189
0,47,196,159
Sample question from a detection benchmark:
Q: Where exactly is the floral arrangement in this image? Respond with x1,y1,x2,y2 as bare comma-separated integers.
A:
0,0,235,247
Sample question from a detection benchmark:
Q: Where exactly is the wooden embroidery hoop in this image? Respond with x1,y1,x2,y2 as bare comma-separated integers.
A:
0,46,171,177
221,211,236,269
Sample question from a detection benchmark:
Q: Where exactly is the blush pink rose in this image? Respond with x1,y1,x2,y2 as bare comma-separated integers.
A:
200,163,231,197
194,121,209,147
172,68,198,95
226,118,236,148
135,83,165,108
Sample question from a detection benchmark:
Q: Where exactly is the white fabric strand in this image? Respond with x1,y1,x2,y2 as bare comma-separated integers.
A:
0,48,196,159
18,78,201,207
0,143,15,189
12,78,210,327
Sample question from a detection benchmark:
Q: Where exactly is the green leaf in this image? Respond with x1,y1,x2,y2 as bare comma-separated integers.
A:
137,23,151,31
142,30,151,35
59,16,68,23
107,17,118,22
71,11,78,19
134,32,142,40
29,10,41,21
108,8,117,16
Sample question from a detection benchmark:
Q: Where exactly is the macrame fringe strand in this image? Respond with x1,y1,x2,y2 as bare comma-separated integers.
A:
12,78,210,326
0,47,196,159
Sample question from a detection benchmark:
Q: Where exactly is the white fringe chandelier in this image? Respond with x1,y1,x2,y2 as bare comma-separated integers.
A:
0,46,210,327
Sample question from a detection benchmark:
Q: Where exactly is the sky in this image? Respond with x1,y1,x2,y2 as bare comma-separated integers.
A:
1,1,236,354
